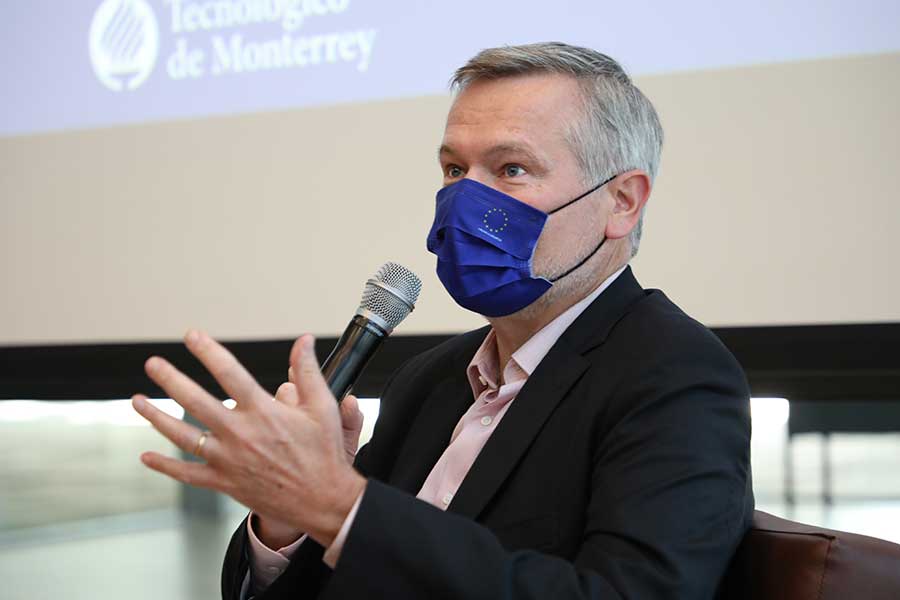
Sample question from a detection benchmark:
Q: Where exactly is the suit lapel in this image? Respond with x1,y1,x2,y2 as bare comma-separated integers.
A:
387,369,475,495
556,266,647,355
447,341,588,520
447,267,646,521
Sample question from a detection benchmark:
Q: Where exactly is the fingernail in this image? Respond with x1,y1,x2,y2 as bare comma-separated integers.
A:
185,329,200,345
132,395,145,410
305,335,315,352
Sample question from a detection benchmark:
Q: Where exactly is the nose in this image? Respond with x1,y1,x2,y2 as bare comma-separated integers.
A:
461,168,493,188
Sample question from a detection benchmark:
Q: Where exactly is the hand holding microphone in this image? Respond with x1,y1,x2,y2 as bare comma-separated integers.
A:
130,262,421,549
284,370,363,464
259,262,421,546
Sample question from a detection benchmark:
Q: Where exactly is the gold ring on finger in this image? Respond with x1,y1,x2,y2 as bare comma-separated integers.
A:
193,430,210,458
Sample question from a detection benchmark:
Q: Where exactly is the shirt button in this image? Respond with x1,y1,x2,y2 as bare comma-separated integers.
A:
480,416,493,426
442,493,453,505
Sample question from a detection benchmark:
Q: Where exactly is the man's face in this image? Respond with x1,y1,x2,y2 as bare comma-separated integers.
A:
438,73,611,291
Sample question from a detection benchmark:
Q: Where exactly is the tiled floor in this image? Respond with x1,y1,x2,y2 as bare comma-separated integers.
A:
1,399,899,599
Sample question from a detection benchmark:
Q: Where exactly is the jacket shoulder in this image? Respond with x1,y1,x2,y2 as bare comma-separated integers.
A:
612,289,744,371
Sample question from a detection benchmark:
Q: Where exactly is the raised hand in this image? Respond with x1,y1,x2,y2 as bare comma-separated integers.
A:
131,330,367,548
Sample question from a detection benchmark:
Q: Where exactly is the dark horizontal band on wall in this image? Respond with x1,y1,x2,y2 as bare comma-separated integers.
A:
714,323,900,401
0,323,898,402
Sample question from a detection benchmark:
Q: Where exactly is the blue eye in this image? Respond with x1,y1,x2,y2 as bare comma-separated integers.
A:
503,164,527,177
446,165,464,178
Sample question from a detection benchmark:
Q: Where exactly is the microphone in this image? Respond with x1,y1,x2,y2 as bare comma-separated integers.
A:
321,262,422,402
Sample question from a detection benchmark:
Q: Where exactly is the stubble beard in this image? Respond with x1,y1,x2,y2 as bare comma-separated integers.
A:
504,239,610,324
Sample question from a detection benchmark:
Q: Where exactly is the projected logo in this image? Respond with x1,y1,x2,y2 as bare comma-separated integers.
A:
89,0,159,92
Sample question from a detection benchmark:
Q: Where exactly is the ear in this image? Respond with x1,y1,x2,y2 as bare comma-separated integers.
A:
604,169,651,241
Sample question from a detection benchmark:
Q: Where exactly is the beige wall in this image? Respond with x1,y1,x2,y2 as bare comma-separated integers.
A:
2,52,898,345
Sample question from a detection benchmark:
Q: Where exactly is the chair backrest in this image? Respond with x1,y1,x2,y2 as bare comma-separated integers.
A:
719,510,900,599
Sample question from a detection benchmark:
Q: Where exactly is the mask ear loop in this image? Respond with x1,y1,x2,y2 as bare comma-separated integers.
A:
549,236,607,282
547,173,617,215
547,173,617,282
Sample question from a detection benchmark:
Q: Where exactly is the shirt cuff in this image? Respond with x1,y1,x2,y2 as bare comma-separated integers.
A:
246,513,307,593
322,486,366,569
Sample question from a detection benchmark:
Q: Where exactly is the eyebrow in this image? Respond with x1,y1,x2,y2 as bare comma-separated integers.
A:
437,142,545,165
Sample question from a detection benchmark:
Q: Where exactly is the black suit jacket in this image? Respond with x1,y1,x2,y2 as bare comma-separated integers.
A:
222,267,754,599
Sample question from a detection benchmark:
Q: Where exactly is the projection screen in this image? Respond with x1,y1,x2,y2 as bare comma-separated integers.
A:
2,0,898,345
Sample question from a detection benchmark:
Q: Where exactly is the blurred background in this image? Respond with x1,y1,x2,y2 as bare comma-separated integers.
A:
1,1,899,598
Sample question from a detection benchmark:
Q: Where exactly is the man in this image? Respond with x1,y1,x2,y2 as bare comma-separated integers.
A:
133,43,753,599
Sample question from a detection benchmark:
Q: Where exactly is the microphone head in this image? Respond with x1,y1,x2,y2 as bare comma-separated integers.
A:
356,262,422,334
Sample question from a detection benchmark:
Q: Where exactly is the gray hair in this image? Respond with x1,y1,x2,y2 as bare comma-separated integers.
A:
451,42,663,257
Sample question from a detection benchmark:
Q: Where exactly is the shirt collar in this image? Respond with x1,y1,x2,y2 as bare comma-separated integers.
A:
466,265,628,396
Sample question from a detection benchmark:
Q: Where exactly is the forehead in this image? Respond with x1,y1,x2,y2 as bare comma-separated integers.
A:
442,73,583,156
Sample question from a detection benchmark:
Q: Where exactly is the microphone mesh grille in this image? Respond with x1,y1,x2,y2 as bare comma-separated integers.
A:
359,262,422,332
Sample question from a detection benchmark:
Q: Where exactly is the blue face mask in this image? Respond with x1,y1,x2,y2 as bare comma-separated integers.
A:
426,175,615,317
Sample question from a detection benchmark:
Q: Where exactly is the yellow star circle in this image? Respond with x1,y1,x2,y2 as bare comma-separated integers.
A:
482,207,509,233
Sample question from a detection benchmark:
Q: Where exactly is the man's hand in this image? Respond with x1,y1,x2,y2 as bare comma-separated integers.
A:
254,373,364,549
289,365,365,465
131,330,367,548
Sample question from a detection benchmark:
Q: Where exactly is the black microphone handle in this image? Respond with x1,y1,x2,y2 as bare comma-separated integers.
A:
320,314,387,402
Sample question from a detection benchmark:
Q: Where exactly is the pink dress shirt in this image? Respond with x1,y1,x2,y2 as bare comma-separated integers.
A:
243,266,628,597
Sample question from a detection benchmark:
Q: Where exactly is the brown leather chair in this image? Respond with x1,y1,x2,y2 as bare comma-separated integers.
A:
719,510,900,599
